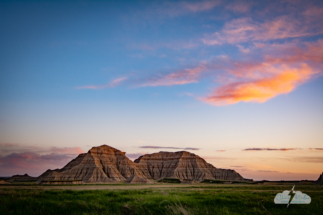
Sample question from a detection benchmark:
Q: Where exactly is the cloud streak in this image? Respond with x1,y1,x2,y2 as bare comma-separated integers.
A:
202,13,323,45
76,77,127,89
243,148,298,151
139,146,199,150
157,0,221,18
140,63,207,87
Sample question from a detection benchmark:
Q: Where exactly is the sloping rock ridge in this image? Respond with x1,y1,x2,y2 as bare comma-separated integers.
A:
6,174,37,182
315,172,323,185
37,145,248,183
37,145,150,183
134,151,247,181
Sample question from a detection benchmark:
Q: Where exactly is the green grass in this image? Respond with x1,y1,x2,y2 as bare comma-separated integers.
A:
0,185,322,214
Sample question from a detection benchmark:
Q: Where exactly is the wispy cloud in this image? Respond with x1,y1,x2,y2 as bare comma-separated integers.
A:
237,45,250,53
76,77,127,89
157,0,221,17
291,156,323,163
182,0,221,13
216,150,226,152
202,156,233,160
225,1,252,13
243,148,298,151
140,63,208,87
202,12,323,45
139,146,199,150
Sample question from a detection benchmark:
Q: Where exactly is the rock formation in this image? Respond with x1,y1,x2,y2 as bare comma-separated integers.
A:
315,172,323,185
134,151,246,182
37,145,150,183
0,180,8,184
37,145,248,183
5,174,37,182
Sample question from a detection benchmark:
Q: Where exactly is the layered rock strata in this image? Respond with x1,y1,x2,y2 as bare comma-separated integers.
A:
134,151,246,181
37,145,150,183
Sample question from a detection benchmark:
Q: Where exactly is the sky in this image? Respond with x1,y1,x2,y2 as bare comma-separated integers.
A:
0,0,322,180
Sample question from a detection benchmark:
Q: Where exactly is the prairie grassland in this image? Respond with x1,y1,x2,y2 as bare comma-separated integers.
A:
0,184,322,215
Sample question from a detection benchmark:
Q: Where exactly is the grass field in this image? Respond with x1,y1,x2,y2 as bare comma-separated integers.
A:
0,184,322,215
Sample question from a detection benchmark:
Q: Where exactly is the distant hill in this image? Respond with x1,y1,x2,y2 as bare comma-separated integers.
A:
5,174,37,182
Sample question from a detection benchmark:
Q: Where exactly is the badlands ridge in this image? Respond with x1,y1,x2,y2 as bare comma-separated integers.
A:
37,145,248,183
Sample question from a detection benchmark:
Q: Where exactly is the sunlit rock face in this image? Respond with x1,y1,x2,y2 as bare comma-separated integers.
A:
37,145,247,183
37,145,149,183
134,151,245,181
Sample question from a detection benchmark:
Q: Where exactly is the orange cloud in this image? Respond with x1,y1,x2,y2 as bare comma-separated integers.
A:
202,64,315,105
77,77,127,89
139,40,322,105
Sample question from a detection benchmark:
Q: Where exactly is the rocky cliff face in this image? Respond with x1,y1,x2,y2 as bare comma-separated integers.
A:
37,145,149,183
134,151,246,181
37,145,247,183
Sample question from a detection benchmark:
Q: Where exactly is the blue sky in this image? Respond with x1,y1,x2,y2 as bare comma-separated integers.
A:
0,0,323,180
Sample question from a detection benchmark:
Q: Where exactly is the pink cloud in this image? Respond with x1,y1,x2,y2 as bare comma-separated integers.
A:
202,14,323,45
237,45,250,53
141,63,207,87
0,144,85,176
76,77,127,89
0,152,78,176
50,147,84,155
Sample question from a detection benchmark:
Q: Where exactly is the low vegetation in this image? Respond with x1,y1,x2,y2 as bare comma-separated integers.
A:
0,184,322,214
158,178,182,183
